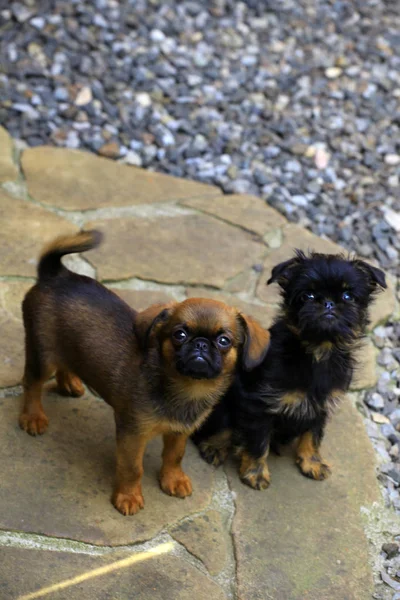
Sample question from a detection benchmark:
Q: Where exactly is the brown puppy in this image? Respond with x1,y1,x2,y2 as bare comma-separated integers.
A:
20,230,270,515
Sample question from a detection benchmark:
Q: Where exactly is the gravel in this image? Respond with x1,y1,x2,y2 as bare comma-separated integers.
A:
0,1,399,595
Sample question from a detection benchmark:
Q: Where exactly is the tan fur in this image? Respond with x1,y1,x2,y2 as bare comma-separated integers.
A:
296,432,331,480
239,448,271,490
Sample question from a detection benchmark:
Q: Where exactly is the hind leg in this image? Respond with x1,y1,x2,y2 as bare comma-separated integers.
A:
19,311,53,435
54,369,85,397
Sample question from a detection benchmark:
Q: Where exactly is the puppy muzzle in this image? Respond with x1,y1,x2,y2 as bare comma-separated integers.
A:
176,337,221,380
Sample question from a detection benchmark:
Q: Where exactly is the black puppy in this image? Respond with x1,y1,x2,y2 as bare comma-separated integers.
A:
193,250,386,489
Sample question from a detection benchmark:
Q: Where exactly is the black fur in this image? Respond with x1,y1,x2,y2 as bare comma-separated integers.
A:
193,251,386,476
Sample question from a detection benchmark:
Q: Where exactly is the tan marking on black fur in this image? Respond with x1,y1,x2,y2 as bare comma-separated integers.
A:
239,449,270,490
296,432,331,480
281,391,306,406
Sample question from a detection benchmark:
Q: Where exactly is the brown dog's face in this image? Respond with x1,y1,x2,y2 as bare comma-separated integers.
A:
162,299,241,380
135,298,270,385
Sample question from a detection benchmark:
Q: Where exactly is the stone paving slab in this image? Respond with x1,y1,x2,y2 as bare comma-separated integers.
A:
0,546,227,600
0,127,18,183
0,393,215,546
227,398,380,600
0,141,397,600
86,213,266,287
0,280,31,387
0,189,78,278
22,147,221,211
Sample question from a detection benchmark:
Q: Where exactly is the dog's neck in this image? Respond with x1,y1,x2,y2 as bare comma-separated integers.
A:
284,321,358,362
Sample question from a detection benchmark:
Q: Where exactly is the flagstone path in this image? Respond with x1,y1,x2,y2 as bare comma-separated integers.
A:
0,127,397,600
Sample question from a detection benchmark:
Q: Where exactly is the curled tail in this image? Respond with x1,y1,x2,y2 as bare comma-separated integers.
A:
38,230,103,281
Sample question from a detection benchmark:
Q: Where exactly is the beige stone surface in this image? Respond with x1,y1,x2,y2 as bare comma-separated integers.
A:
0,280,32,387
351,338,378,390
368,273,397,330
0,190,78,277
0,126,18,182
257,224,344,303
0,394,215,545
169,510,228,576
182,194,286,237
185,287,277,329
109,288,175,312
22,147,221,210
227,399,380,600
0,547,227,600
86,214,265,287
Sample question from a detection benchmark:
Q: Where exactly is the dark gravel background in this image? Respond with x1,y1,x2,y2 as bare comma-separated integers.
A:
0,1,399,596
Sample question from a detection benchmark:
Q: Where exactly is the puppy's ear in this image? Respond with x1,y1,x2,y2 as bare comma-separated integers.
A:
353,260,387,290
238,313,270,371
134,302,176,350
267,250,306,287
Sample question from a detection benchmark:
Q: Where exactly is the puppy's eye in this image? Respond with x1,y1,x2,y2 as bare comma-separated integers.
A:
342,291,353,302
172,329,187,343
217,335,231,349
302,292,316,302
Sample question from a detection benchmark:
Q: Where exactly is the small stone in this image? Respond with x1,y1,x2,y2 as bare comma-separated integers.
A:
371,413,390,424
392,350,400,364
365,392,385,411
373,326,388,348
75,87,92,107
150,29,166,42
12,2,33,22
314,148,330,170
122,151,142,167
285,160,302,173
325,67,343,79
98,142,121,159
30,16,45,29
135,93,152,108
93,13,108,28
382,464,400,484
12,104,39,120
290,195,308,207
382,543,400,559
383,208,400,233
54,87,69,102
385,155,400,166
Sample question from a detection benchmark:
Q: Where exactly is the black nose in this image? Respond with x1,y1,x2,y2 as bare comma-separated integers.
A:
324,300,335,311
194,338,209,352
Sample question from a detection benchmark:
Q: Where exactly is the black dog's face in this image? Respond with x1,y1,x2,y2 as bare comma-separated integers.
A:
268,251,387,344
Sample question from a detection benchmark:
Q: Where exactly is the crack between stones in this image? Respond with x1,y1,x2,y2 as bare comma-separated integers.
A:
178,202,274,246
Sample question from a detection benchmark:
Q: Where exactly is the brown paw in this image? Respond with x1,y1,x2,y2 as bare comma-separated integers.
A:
160,471,193,498
54,375,85,397
19,412,49,436
240,466,271,490
297,457,332,481
112,491,145,516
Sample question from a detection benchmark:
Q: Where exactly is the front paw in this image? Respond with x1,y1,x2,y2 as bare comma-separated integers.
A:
112,491,144,515
198,441,227,467
297,457,331,481
160,470,193,498
240,465,271,490
19,412,49,436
